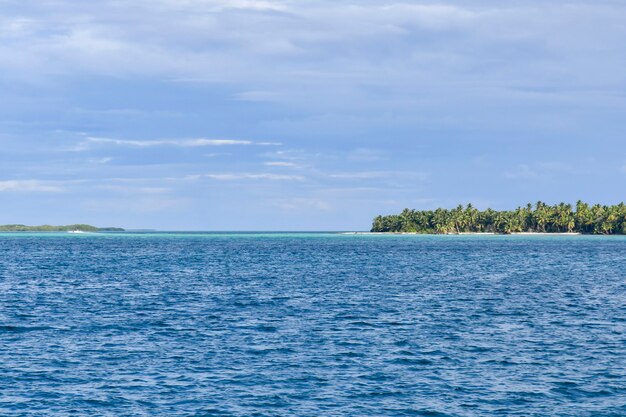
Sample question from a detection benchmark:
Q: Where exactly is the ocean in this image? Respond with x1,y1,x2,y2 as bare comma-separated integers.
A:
0,233,624,416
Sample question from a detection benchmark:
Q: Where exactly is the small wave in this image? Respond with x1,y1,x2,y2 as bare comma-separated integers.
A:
0,325,51,333
254,324,278,333
388,357,433,365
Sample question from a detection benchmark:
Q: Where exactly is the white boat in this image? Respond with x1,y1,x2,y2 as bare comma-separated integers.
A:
67,230,85,234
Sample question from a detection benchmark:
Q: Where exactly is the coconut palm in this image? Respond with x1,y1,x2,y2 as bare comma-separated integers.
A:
371,201,626,234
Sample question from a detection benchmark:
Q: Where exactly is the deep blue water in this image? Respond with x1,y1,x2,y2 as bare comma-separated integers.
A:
0,233,625,416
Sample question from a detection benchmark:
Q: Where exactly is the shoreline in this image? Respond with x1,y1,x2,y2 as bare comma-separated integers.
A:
342,232,583,236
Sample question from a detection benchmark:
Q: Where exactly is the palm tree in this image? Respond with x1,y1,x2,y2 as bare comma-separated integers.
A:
371,201,626,234
575,200,592,233
534,202,550,233
465,203,479,232
554,203,574,232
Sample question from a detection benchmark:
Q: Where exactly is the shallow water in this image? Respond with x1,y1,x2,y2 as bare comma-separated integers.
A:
0,233,625,416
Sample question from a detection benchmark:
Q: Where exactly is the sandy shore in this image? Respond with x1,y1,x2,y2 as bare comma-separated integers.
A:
510,232,581,235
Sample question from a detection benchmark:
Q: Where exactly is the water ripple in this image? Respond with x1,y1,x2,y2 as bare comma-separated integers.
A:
0,234,625,416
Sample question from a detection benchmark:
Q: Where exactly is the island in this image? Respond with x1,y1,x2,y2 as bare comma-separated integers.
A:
371,201,626,234
0,224,124,232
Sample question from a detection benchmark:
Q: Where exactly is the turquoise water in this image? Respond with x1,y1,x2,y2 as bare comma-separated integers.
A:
0,233,624,416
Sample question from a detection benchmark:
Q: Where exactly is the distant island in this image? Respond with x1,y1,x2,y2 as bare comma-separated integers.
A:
0,224,124,232
372,201,626,234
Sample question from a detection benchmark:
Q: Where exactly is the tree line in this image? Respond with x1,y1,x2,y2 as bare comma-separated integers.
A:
371,201,626,234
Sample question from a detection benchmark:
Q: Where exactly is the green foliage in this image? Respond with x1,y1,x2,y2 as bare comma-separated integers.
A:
371,201,626,234
0,224,124,232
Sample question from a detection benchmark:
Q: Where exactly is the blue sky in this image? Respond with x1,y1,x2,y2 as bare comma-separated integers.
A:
1,0,625,230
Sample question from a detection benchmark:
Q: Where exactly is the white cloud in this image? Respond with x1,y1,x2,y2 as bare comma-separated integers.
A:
97,185,171,194
83,197,189,213
154,0,288,13
264,161,297,167
4,0,625,101
205,173,304,181
259,149,311,161
329,171,429,181
505,162,571,180
269,197,331,211
88,157,112,164
71,136,279,151
89,137,251,147
0,180,65,193
505,164,538,180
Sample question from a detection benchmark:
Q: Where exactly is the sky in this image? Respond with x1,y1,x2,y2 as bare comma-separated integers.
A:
1,0,625,230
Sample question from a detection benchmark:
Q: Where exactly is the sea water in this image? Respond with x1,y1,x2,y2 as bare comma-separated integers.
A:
0,233,624,416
